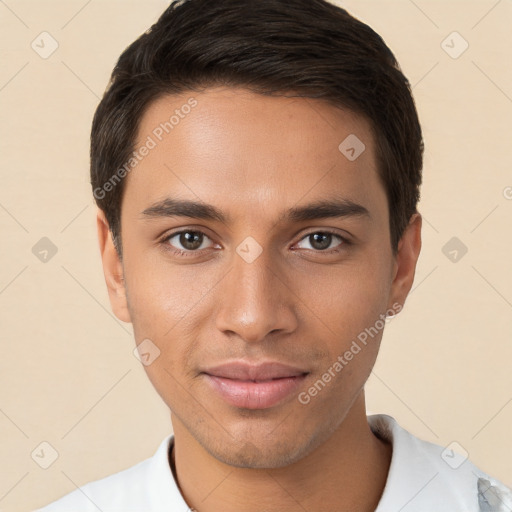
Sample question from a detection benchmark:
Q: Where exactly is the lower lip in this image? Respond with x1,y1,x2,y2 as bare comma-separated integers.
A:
204,374,308,409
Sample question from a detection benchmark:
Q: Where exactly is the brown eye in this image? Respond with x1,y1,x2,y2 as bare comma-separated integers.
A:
164,230,213,253
295,231,347,252
309,233,332,250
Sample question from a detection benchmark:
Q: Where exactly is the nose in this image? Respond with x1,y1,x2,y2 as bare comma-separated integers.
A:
214,244,298,344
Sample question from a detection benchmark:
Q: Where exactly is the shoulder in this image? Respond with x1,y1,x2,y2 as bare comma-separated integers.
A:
368,414,512,512
34,434,182,512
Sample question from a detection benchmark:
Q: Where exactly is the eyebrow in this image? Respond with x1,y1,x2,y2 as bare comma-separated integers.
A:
140,197,371,224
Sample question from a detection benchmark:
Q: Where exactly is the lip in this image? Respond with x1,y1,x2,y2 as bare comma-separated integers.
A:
202,361,309,409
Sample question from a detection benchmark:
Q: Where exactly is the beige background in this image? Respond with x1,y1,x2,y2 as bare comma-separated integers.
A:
1,0,511,510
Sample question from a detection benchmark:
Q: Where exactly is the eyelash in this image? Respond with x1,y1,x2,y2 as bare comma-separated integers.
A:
158,229,351,258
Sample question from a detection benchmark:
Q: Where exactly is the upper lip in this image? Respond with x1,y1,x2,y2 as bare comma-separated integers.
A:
202,361,309,381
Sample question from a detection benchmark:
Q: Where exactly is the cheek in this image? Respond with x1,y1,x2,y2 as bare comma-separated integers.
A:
298,261,390,395
123,255,218,386
124,251,216,331
301,257,389,333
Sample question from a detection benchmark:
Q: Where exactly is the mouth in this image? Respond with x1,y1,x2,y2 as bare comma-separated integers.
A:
201,361,310,410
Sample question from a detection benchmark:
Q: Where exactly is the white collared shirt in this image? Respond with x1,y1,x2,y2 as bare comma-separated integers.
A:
36,414,512,512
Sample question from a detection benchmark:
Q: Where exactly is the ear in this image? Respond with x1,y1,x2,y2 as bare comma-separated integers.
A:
96,209,132,323
387,212,422,313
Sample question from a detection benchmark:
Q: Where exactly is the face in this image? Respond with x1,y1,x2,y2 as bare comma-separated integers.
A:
98,86,421,469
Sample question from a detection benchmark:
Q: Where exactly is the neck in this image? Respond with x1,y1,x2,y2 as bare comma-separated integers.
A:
170,393,391,512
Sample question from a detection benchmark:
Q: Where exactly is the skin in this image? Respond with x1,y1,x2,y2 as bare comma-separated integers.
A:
97,86,422,511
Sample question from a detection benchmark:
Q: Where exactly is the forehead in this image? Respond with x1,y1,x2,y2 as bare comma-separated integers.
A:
125,86,386,224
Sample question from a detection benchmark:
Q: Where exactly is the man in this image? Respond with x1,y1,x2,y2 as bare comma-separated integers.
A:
37,0,511,510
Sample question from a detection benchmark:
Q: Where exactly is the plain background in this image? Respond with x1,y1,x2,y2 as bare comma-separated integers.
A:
0,0,511,510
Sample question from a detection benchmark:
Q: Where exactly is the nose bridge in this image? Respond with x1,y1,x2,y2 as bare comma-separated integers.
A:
215,241,296,342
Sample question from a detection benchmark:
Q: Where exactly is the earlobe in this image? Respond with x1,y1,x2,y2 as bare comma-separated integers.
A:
387,212,422,312
96,209,132,323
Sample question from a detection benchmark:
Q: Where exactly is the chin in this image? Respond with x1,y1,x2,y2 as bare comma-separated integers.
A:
196,424,326,469
207,442,304,469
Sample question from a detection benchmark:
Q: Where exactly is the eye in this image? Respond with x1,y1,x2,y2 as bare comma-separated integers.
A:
162,230,216,255
295,230,348,252
160,228,350,258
